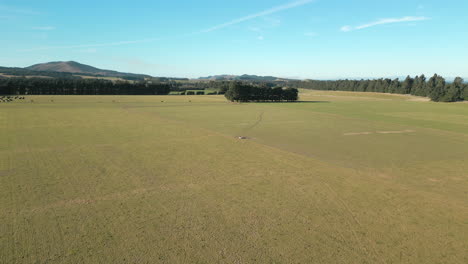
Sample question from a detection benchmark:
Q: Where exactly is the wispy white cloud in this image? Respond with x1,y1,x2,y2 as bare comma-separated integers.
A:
20,0,315,52
32,26,55,31
199,0,315,33
341,16,430,32
0,5,40,15
340,25,352,32
257,36,265,40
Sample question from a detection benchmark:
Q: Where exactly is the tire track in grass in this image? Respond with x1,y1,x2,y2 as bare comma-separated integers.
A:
242,111,264,134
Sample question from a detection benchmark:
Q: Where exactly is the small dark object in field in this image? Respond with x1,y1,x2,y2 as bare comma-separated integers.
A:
51,100,54,102
237,136,248,140
30,100,34,103
161,101,164,102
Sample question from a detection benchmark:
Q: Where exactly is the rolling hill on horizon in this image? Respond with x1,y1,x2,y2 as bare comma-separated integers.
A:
198,74,296,81
1,61,292,82
1,61,466,83
25,61,151,79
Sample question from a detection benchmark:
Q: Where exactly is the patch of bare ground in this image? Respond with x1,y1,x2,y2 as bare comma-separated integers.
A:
377,130,415,134
344,130,415,136
405,95,430,102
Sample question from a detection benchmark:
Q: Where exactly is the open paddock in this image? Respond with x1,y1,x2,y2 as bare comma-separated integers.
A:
1,90,467,263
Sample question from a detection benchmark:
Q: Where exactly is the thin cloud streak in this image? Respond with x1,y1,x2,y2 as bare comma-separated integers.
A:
341,16,430,32
19,0,315,52
0,5,40,15
199,0,315,33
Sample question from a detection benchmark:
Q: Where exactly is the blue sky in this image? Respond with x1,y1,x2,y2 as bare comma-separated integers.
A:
1,0,467,79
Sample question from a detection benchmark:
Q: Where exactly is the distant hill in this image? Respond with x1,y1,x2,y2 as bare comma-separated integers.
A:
199,74,294,81
25,61,151,80
198,75,238,81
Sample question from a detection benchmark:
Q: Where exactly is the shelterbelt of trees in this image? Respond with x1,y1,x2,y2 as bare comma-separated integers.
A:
289,74,467,102
0,76,235,95
225,81,298,102
0,78,171,95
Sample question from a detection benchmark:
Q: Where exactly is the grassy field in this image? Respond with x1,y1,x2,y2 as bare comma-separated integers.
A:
1,90,467,263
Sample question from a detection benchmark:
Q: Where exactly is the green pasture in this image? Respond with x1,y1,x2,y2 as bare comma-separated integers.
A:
1,91,467,263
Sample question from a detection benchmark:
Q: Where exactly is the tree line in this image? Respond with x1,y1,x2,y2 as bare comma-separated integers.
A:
225,82,298,102
289,74,467,102
1,73,466,102
0,76,243,96
0,78,170,95
163,80,231,93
